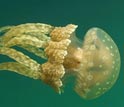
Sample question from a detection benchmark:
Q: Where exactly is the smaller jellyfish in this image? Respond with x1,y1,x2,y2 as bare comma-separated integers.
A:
64,27,120,99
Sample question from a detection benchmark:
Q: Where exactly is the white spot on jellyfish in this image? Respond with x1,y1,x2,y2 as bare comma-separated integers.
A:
96,91,101,95
112,66,114,69
105,35,108,38
115,50,118,53
84,88,90,93
112,74,115,78
87,74,93,80
103,71,109,75
99,64,103,68
96,82,100,86
116,58,120,62
113,61,115,64
88,62,94,67
110,46,113,49
102,39,105,42
102,56,108,60
107,38,111,41
106,47,110,50
115,67,118,70
90,45,96,50
92,35,97,40
103,88,107,91
106,81,110,85
91,31,96,35
110,53,114,56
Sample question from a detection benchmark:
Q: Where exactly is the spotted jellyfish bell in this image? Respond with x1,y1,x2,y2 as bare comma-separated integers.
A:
72,27,120,99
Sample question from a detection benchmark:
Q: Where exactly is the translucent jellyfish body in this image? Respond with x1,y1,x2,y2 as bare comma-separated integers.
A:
0,23,121,99
64,27,120,99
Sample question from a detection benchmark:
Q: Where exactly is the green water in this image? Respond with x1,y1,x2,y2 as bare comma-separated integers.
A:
0,0,124,107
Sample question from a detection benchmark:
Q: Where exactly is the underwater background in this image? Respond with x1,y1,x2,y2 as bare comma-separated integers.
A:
0,0,124,107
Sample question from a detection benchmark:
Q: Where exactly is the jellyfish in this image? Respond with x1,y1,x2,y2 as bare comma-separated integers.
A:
0,23,120,99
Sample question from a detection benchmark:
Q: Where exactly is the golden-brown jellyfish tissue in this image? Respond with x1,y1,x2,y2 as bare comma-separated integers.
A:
0,23,121,99
64,28,120,99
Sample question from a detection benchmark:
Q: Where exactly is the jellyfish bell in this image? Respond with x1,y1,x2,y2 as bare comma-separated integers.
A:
63,27,120,99
63,33,83,71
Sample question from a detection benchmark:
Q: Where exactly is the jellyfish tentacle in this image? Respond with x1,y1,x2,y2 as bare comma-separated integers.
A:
4,34,49,48
23,32,50,41
3,33,48,59
0,47,40,71
0,37,47,59
0,37,3,47
2,23,54,43
19,45,47,59
0,62,41,79
0,26,15,34
0,26,15,47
